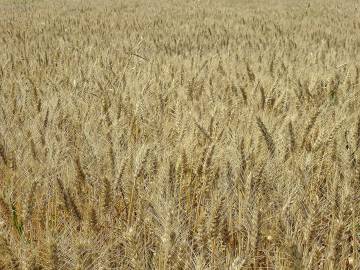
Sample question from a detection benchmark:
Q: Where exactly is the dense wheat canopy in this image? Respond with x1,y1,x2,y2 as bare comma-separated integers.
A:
0,0,359,269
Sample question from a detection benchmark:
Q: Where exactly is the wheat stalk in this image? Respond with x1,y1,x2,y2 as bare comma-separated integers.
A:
256,117,276,157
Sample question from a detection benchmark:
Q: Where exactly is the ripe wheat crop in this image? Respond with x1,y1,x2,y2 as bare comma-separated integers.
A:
0,0,359,269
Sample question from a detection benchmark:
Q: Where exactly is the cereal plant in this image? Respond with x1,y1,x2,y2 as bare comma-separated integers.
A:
0,0,359,269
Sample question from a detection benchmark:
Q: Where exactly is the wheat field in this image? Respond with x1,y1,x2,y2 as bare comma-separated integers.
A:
0,0,359,269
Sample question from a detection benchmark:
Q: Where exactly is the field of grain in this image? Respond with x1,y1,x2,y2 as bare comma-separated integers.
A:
0,0,359,269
